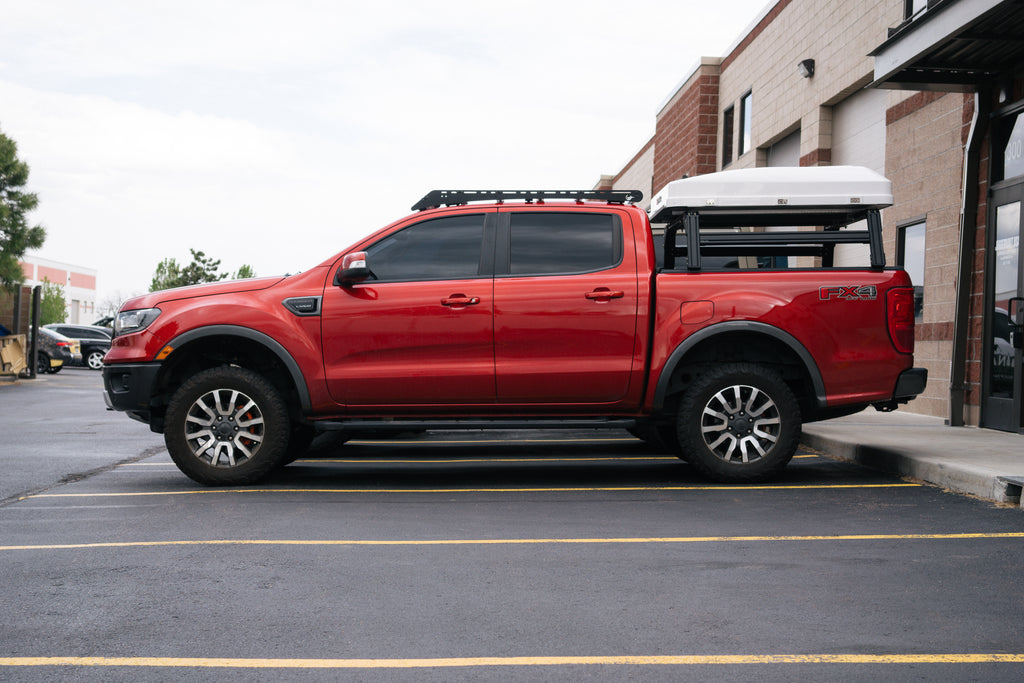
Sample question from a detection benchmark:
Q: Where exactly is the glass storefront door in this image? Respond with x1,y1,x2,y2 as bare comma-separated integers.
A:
983,183,1024,432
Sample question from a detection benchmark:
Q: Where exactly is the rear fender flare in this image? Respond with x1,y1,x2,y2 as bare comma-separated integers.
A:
652,321,826,413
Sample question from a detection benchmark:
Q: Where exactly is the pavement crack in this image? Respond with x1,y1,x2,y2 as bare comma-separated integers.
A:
0,446,167,508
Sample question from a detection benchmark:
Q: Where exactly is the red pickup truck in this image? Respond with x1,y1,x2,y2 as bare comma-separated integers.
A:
103,166,926,485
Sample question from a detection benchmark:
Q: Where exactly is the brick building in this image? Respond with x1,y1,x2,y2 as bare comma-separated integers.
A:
18,255,98,324
599,0,1024,433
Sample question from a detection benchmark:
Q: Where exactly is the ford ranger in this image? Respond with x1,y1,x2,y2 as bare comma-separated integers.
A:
103,166,926,485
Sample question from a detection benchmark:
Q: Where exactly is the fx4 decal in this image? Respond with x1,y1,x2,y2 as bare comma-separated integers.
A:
819,285,878,301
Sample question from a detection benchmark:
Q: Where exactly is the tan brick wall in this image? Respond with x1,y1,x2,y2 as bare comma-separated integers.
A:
717,0,903,171
601,0,994,423
884,92,970,420
608,139,655,212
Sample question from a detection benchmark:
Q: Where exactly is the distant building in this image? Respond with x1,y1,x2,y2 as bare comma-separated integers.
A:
19,254,98,324
599,0,1024,433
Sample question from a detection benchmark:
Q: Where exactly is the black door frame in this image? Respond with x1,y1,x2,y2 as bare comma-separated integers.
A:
982,177,1024,433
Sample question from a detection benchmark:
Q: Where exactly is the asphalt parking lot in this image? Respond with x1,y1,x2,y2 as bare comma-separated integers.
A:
2,370,1023,681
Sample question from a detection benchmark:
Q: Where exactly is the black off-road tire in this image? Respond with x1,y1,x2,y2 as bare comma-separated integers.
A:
164,366,290,485
676,363,800,483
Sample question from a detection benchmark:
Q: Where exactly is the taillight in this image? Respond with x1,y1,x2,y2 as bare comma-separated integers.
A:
56,341,69,347
887,287,915,354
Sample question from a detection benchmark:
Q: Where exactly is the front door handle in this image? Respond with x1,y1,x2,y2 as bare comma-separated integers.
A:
585,288,624,301
441,295,481,307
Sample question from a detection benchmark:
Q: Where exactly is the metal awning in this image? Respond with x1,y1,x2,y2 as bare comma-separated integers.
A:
870,0,1024,91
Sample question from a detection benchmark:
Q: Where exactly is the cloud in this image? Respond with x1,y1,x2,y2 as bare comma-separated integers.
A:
0,0,770,306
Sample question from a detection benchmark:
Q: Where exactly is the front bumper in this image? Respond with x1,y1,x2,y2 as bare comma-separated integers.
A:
103,362,162,419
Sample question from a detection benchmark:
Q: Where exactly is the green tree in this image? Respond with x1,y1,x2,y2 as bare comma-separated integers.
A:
233,264,256,279
39,277,67,325
0,127,46,288
149,248,229,292
150,257,183,292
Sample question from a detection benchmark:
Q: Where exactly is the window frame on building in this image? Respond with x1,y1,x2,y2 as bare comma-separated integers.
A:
904,0,927,20
722,104,735,167
897,217,927,322
739,91,753,157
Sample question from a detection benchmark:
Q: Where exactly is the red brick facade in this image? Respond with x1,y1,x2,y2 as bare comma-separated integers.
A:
652,73,720,193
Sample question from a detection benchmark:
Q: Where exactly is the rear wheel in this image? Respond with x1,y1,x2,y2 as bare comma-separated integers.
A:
676,363,800,482
164,366,290,485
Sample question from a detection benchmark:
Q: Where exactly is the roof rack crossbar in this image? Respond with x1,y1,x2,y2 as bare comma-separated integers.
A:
412,189,643,211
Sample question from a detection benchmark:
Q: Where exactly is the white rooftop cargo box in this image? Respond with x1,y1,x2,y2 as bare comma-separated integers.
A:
649,166,893,224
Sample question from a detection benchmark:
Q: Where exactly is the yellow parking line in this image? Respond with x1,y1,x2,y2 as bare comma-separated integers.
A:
3,531,1021,552
2,653,1023,668
296,456,680,464
21,482,920,500
346,438,641,445
124,455,817,465
122,457,681,466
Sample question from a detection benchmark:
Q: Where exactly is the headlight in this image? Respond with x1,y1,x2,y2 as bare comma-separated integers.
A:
113,308,161,337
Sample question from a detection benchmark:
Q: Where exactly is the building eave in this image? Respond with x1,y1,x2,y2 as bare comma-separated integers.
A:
870,0,1023,91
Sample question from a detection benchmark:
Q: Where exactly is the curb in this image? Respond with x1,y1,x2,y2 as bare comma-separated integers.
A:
799,430,1023,508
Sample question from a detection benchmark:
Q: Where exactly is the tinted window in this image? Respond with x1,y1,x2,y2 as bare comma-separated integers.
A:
73,328,109,340
509,213,621,275
366,214,485,282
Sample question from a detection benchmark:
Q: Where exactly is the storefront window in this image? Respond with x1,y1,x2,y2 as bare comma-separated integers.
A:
990,201,1020,400
1003,113,1024,181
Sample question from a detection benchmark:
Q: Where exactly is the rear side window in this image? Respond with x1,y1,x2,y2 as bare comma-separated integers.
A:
366,214,485,282
509,213,621,275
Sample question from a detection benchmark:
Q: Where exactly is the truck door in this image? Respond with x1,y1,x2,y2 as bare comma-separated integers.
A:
321,211,496,406
493,209,640,403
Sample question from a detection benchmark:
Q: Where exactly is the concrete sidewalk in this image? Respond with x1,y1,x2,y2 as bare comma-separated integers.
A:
800,410,1024,508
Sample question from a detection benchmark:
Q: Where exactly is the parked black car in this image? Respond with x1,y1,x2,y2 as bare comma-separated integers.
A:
32,327,82,374
44,323,112,370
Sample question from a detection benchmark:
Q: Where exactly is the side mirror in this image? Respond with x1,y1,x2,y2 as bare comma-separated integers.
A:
335,252,370,286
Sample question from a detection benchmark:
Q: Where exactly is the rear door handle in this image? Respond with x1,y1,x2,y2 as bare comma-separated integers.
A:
441,295,481,306
585,288,624,301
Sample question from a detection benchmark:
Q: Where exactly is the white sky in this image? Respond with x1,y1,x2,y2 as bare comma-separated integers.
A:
1,0,768,311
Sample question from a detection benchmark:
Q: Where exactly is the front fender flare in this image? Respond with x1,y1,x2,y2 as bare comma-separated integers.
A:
164,325,312,412
652,321,826,412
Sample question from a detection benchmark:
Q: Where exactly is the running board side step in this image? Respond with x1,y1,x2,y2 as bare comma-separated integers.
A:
313,418,638,432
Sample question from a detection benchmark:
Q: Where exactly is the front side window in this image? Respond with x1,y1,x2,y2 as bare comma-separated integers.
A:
364,214,485,282
508,213,621,275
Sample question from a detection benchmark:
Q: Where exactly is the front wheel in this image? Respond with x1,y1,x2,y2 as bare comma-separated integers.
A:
676,363,800,483
164,366,290,485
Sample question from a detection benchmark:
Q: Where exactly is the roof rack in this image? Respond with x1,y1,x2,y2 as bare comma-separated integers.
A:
411,189,643,211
